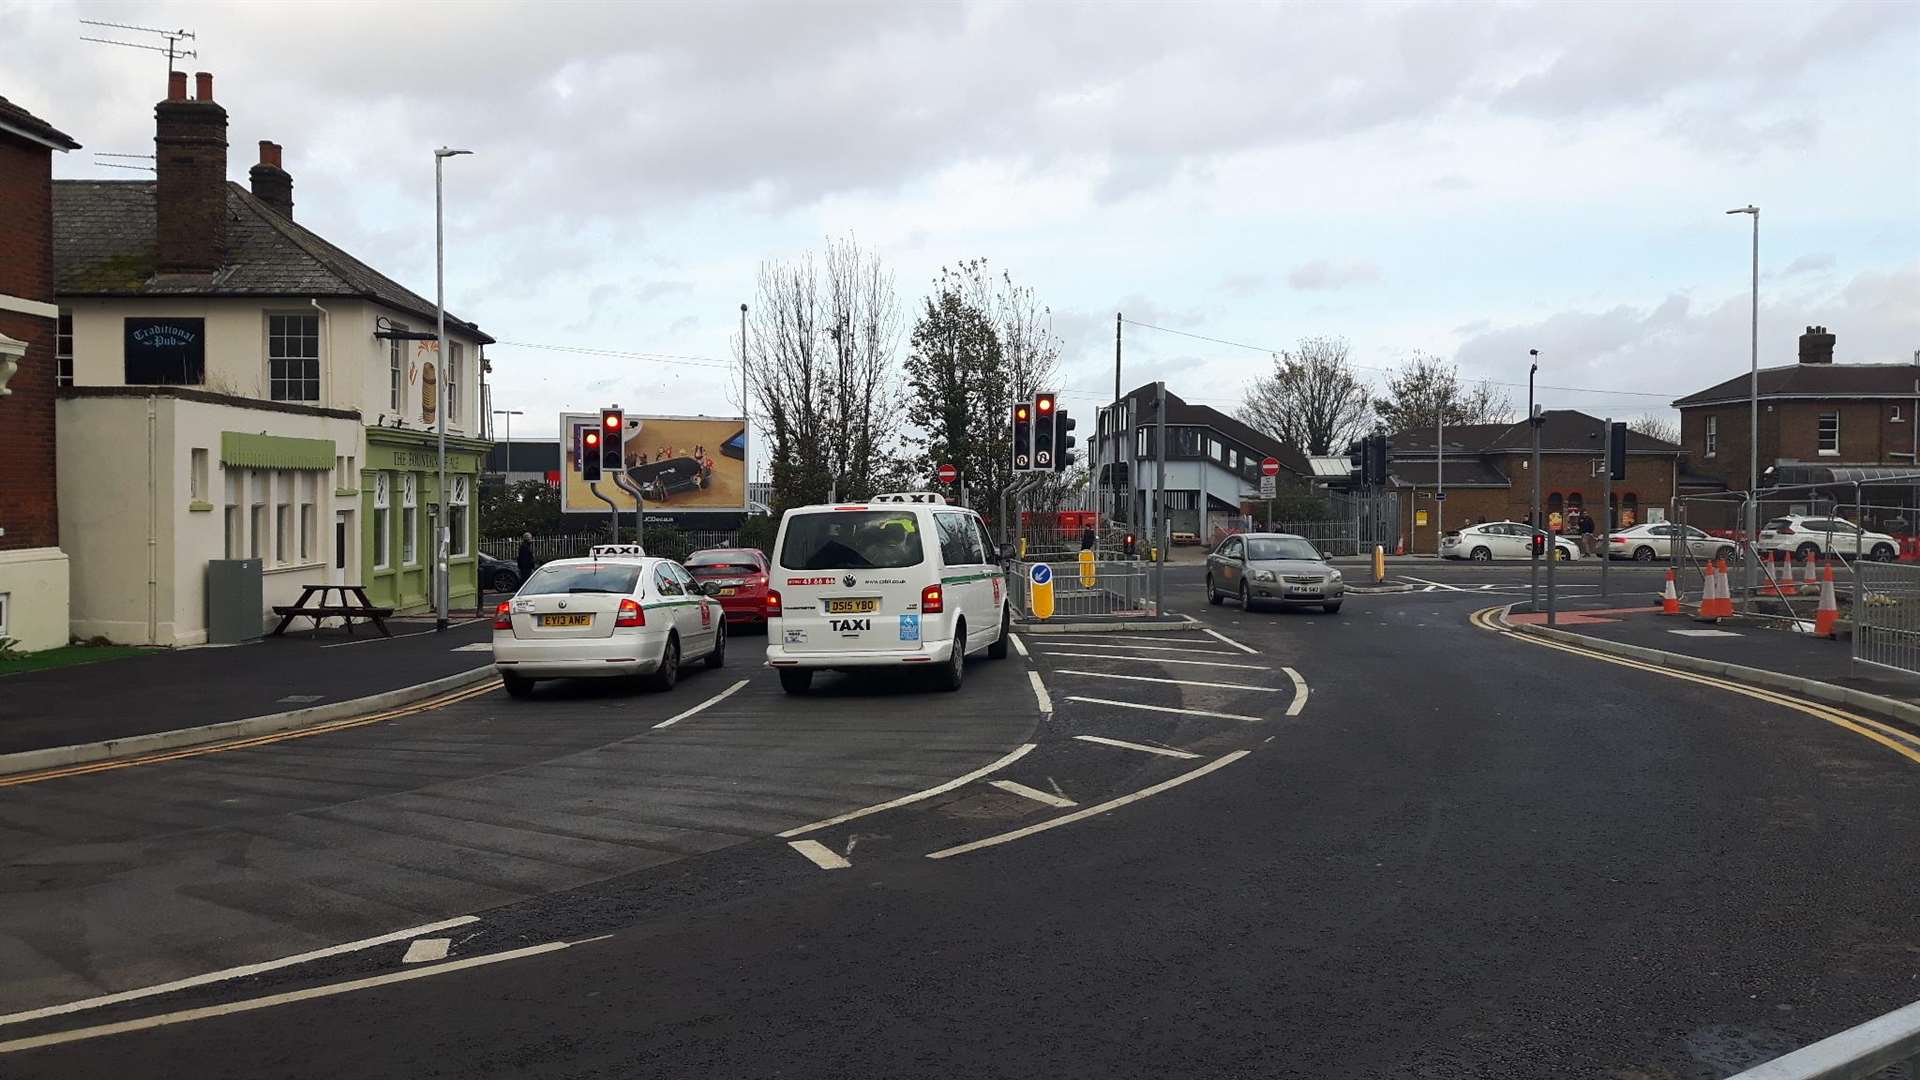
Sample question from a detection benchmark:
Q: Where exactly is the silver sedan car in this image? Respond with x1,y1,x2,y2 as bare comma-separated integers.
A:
1206,532,1344,614
1603,522,1735,562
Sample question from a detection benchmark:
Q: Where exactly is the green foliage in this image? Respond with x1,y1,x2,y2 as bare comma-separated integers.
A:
735,514,778,557
642,524,693,563
0,637,23,662
479,479,576,541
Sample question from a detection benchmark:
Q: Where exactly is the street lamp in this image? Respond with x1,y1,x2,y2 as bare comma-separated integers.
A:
492,409,523,477
1728,204,1758,598
1529,349,1542,609
433,146,472,633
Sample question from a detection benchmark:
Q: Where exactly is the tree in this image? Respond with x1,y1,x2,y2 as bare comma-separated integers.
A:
1373,351,1514,433
1628,412,1680,445
479,479,571,540
1237,336,1372,455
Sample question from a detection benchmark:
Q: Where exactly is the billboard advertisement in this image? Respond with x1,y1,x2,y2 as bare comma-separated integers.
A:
559,412,748,515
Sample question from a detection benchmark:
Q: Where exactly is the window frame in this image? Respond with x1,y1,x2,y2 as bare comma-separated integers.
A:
266,312,321,403
388,326,407,414
447,342,463,430
372,472,392,571
1817,411,1840,456
1705,415,1717,458
55,309,73,386
400,473,418,566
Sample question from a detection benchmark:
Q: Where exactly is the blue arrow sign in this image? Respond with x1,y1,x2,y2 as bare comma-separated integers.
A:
1030,563,1052,585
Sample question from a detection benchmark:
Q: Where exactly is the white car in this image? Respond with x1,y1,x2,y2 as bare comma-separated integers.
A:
1604,522,1736,562
1758,515,1899,562
765,492,1010,695
492,545,725,698
1440,521,1581,561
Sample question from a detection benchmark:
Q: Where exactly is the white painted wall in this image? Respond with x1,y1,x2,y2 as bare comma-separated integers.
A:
0,548,71,652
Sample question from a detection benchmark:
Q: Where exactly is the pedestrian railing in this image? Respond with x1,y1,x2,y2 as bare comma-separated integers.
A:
1007,559,1155,618
478,534,602,564
1722,996,1920,1079
1853,560,1920,678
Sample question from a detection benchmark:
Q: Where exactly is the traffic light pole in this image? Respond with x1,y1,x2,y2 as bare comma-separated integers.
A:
611,471,647,551
1601,416,1612,599
587,481,620,544
1154,381,1167,618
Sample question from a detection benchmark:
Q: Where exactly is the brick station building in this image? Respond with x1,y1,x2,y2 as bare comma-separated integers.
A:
1387,411,1687,554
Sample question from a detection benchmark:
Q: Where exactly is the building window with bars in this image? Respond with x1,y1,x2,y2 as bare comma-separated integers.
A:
1818,412,1840,456
267,314,320,402
55,310,73,386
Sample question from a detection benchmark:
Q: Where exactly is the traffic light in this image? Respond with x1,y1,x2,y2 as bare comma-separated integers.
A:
1032,393,1056,470
1608,421,1627,482
1368,436,1389,486
600,408,625,473
1011,402,1033,471
1347,439,1366,480
580,425,603,483
1054,408,1077,472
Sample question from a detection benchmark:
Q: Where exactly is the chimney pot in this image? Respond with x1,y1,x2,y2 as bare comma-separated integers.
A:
1798,325,1836,366
249,139,294,219
155,73,230,272
194,72,214,101
167,71,188,101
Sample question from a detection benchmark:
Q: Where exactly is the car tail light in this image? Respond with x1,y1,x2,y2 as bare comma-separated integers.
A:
921,583,944,614
1609,536,1626,544
493,601,512,630
766,589,782,617
616,598,644,627
1775,526,1794,535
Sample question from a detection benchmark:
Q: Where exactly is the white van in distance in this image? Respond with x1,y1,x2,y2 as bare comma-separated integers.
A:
765,493,1011,694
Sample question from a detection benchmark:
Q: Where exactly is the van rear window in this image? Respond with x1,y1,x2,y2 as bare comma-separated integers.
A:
780,511,924,570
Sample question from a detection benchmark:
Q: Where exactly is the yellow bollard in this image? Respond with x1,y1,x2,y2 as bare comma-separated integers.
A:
1150,546,1159,562
1078,549,1097,587
1373,544,1386,584
1019,536,1028,558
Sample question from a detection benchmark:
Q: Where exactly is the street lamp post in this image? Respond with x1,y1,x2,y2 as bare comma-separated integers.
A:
492,410,523,477
1529,349,1541,609
433,146,472,633
1728,205,1758,599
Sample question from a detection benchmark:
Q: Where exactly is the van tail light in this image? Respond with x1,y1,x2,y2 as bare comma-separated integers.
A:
616,598,645,627
921,583,944,615
766,589,782,617
493,601,513,630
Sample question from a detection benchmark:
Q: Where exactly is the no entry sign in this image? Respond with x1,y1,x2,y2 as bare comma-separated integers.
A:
1261,457,1280,478
936,463,958,484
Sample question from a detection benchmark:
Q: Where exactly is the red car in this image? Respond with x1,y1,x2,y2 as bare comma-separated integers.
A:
684,547,771,627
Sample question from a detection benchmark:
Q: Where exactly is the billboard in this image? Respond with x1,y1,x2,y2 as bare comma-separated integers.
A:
559,412,748,515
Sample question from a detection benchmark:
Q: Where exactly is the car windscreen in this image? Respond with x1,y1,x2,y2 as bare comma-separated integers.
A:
518,564,645,595
1246,537,1322,561
779,511,925,570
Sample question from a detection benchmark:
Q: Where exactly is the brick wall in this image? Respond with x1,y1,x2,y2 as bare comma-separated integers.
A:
1683,398,1918,491
0,134,59,553
0,138,53,299
1405,452,1678,553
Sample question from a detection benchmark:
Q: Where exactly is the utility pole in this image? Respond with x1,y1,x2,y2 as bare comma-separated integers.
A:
1154,380,1167,617
432,146,471,632
1436,407,1444,552
740,303,749,506
1728,205,1759,597
1115,313,1125,529
1601,417,1612,599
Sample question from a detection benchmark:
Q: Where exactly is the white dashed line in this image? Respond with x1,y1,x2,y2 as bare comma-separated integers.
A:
1072,734,1201,759
989,779,1077,807
1064,696,1262,723
1201,628,1258,654
1035,650,1269,671
786,840,851,870
401,938,450,964
1028,640,1235,656
927,751,1252,859
1052,669,1281,692
1283,667,1309,716
1045,634,1214,645
652,678,749,729
1010,633,1030,658
778,743,1038,837
1028,670,1053,716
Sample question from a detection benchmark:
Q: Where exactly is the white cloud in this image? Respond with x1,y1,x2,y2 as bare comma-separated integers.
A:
1287,260,1382,292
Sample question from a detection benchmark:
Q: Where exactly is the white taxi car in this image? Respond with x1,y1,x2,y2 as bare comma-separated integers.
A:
765,493,1011,694
492,545,725,698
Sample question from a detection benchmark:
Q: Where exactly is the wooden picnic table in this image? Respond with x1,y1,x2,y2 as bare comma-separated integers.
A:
270,584,395,638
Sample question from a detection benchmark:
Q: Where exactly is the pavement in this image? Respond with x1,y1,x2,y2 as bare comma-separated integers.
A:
0,614,496,756
1,562,1917,1077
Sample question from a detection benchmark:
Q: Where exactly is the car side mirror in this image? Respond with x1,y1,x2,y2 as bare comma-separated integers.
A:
701,580,724,597
997,542,1016,561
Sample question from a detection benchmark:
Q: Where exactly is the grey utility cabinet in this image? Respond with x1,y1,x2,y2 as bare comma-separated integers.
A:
205,558,264,644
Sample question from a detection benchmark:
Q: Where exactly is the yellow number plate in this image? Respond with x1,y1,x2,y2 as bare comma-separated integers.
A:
717,588,738,597
825,598,878,615
539,613,593,628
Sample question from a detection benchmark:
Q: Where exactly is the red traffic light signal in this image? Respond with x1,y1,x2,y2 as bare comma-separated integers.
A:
583,430,601,449
1035,394,1054,414
604,413,621,429
581,428,603,482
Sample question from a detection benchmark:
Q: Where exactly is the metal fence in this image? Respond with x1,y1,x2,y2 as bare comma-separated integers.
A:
1007,558,1154,618
1854,560,1920,678
478,533,603,564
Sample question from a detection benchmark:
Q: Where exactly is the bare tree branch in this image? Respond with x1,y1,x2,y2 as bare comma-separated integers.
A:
1236,335,1372,455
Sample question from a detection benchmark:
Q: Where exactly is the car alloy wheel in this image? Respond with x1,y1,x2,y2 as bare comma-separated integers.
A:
1470,547,1492,562
1240,581,1255,611
649,636,679,692
1634,546,1655,562
1207,575,1223,605
704,622,727,669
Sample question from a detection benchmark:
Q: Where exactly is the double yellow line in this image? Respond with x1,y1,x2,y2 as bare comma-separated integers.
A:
0,679,502,788
1469,605,1920,767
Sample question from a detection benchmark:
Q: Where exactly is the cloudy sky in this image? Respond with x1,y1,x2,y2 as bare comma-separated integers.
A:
12,0,1917,462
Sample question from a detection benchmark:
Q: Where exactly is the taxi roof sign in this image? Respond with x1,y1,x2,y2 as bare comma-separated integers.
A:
872,492,947,505
590,544,648,558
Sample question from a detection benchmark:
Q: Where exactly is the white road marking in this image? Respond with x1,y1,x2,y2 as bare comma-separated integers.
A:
1064,696,1262,723
1669,628,1742,637
1046,634,1215,646
1480,584,1495,591
1283,667,1310,717
1201,627,1258,654
1027,640,1235,656
1422,585,1437,592
1028,670,1053,716
1072,734,1200,759
0,938,583,1055
1010,633,1030,657
1048,776,1069,799
927,751,1252,859
778,743,1038,837
400,938,450,964
1053,669,1281,693
453,642,493,652
787,839,851,870
0,915,481,1028
989,779,1077,807
652,678,749,729
1035,650,1270,671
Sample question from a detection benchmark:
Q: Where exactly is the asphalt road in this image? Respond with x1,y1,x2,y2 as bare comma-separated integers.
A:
3,568,1917,1078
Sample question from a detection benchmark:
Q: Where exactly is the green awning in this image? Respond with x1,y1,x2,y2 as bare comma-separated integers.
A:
221,431,335,471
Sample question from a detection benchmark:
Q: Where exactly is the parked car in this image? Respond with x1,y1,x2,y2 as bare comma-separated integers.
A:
1604,523,1735,562
1757,515,1899,561
478,552,522,593
492,545,725,698
684,547,772,629
1440,521,1581,561
1206,532,1344,613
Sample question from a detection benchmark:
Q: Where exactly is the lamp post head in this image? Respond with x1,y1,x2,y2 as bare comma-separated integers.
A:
435,147,473,159
1725,205,1757,215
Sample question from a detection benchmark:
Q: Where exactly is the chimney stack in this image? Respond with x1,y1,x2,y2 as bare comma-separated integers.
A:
249,140,293,219
154,70,228,274
1798,325,1835,365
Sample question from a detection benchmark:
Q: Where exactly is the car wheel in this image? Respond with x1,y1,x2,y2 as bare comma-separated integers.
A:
501,672,534,699
778,668,813,695
1207,575,1223,605
1633,546,1655,562
493,571,518,593
1795,542,1820,562
1872,543,1897,562
1322,602,1342,614
933,619,966,691
704,622,726,669
1240,581,1258,612
1470,546,1492,562
986,605,1011,659
648,635,680,692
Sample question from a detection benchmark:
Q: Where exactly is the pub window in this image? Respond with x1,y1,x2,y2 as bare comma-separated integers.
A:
124,317,205,385
55,310,73,386
401,473,419,565
448,474,470,557
372,472,392,571
447,342,464,428
268,314,320,402
388,329,406,413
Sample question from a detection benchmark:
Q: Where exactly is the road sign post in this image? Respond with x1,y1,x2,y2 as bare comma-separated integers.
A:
1260,457,1279,527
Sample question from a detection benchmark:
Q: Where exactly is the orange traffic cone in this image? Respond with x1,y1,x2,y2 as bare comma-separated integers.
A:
1814,559,1840,637
1396,536,1406,556
1712,558,1735,618
1769,550,1791,596
1799,550,1818,594
1660,568,1682,615
1696,560,1720,620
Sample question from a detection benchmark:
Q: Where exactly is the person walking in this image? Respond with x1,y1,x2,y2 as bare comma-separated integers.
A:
1080,523,1097,552
516,532,536,584
1577,509,1597,555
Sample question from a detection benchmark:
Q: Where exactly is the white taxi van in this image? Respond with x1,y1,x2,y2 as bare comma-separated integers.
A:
765,493,1010,694
493,545,725,698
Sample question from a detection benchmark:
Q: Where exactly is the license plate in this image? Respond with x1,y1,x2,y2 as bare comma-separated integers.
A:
825,598,878,615
539,613,593,627
717,588,738,597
